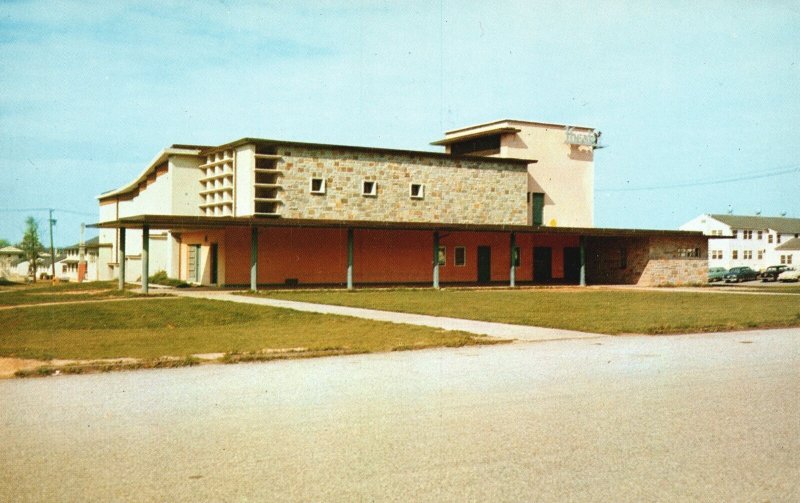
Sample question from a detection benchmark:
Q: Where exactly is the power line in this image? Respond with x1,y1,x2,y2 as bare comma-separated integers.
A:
0,207,96,217
597,165,800,192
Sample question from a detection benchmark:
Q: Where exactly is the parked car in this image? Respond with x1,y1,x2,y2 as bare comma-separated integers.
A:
707,267,727,282
760,265,791,282
723,266,759,283
777,268,800,282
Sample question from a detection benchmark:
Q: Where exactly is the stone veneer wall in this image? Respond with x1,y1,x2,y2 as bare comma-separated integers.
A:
275,146,529,225
587,235,707,286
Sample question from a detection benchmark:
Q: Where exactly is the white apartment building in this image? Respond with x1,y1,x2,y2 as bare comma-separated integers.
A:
680,214,800,270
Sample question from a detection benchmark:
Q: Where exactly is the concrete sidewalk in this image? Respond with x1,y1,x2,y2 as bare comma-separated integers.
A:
174,290,602,342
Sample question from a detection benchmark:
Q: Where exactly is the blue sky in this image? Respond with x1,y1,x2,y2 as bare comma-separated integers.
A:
1,0,798,246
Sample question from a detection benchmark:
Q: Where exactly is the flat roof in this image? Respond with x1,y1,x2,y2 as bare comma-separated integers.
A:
90,214,705,239
444,119,595,136
203,138,533,168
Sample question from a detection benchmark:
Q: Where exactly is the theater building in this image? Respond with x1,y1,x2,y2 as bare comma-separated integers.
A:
95,119,707,291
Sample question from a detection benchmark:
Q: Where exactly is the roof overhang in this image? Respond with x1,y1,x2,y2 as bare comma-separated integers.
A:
89,214,706,239
97,147,203,201
431,126,522,146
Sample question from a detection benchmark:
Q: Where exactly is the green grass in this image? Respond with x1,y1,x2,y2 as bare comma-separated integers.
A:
0,297,489,361
719,284,800,294
0,280,139,306
253,288,800,335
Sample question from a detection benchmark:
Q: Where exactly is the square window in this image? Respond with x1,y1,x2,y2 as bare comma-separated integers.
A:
309,177,326,194
437,246,446,266
454,246,466,266
410,183,425,199
362,180,377,197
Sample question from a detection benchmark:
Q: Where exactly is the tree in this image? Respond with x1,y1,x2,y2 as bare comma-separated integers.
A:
19,217,43,282
0,238,9,248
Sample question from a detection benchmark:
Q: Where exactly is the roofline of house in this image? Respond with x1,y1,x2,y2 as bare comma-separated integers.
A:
97,147,204,201
201,138,534,168
89,214,705,239
443,119,595,136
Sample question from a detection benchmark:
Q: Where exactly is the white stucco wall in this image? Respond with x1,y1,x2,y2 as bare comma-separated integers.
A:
170,155,203,215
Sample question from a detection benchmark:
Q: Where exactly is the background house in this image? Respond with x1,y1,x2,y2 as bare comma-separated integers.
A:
680,214,800,270
55,236,113,282
0,246,24,279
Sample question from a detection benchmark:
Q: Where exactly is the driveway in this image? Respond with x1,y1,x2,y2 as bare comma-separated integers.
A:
1,328,798,501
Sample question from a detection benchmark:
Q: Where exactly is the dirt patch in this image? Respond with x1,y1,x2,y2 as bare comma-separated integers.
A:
0,358,46,378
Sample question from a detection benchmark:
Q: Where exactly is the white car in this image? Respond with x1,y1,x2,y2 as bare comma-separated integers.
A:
777,268,800,282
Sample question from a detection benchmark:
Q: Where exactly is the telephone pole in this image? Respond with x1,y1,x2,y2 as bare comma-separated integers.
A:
49,208,56,283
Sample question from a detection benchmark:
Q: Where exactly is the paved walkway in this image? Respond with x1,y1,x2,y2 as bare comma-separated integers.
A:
174,290,601,342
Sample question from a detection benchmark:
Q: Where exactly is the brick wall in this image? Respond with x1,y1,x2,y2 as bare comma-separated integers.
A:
587,235,707,286
275,146,529,225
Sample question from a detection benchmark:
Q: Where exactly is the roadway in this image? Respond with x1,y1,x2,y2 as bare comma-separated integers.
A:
1,328,798,501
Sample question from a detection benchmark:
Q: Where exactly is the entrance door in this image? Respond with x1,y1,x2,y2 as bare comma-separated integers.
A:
188,245,201,283
209,244,218,284
477,246,491,284
533,247,552,282
564,247,581,284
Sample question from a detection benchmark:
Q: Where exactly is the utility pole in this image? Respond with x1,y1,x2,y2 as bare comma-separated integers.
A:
78,223,86,283
49,208,56,283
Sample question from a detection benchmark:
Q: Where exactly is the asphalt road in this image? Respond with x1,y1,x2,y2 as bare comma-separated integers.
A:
1,329,799,502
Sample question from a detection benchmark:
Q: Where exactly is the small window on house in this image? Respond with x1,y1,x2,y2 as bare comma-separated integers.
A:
757,250,764,260
409,183,425,199
513,247,521,267
732,250,738,260
454,246,466,266
757,231,763,240
768,234,774,244
362,180,377,197
744,250,752,260
309,177,326,194
777,234,782,244
437,246,446,266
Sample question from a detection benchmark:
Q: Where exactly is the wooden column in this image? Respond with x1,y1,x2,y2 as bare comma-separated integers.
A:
347,228,354,290
250,226,258,292
433,231,440,289
118,227,126,291
510,232,516,288
141,225,149,294
580,236,587,287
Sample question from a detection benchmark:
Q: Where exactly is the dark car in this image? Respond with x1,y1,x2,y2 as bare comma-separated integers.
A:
724,266,759,283
707,267,727,282
760,265,791,282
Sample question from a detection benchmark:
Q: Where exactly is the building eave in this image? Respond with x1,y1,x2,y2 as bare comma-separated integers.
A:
89,214,705,239
97,147,203,201
201,138,533,168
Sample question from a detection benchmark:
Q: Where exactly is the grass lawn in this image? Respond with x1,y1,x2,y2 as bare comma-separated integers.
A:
0,297,488,361
0,280,138,306
714,284,800,294
254,288,800,335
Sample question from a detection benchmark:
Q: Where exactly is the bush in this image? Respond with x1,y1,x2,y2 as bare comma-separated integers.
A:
148,270,190,288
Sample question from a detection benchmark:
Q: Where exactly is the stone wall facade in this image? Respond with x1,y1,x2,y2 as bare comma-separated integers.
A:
274,145,529,225
587,235,707,286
